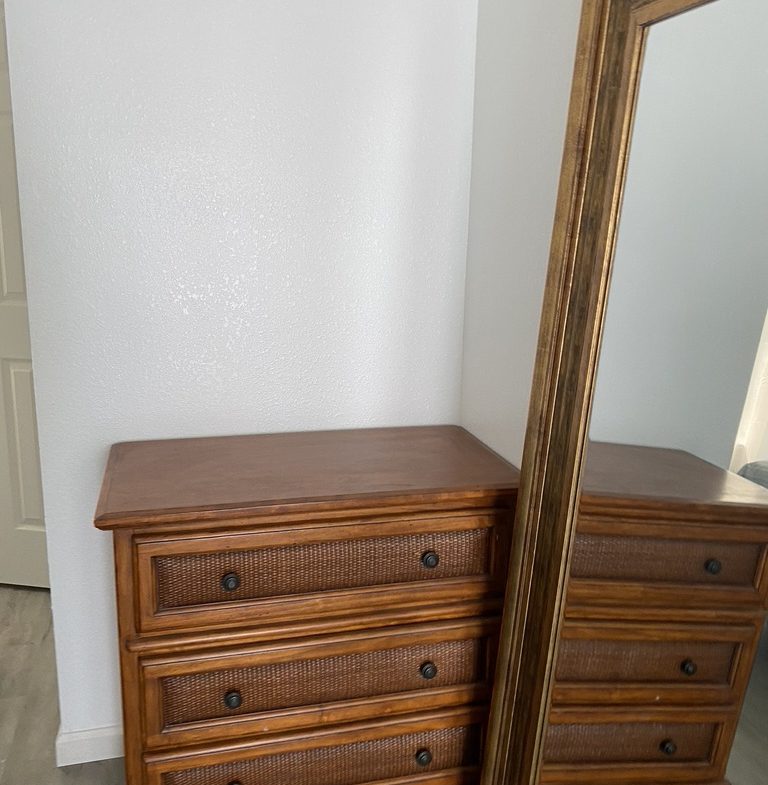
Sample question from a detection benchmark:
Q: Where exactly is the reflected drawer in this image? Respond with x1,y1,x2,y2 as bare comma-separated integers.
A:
569,532,767,607
571,535,761,586
557,638,733,682
551,620,760,706
143,619,497,748
540,707,734,784
145,709,484,785
545,721,717,764
136,513,508,632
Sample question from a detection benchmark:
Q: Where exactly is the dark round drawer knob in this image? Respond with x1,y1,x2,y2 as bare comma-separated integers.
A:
221,572,240,592
223,690,242,710
415,748,433,767
421,551,440,569
227,781,242,785
660,739,677,756
680,659,698,677
704,558,722,575
419,661,438,680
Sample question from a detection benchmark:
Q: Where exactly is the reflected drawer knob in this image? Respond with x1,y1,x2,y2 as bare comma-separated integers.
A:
221,572,240,592
421,551,440,569
704,558,722,575
223,690,242,710
420,661,438,680
660,739,677,756
415,748,433,766
680,659,698,677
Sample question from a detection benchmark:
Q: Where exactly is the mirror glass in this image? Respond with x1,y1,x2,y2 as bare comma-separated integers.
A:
583,0,767,780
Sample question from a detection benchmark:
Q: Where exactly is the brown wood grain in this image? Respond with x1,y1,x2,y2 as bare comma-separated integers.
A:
126,598,504,656
141,617,498,748
143,705,485,771
134,511,508,635
557,442,768,782
541,772,730,785
147,765,481,785
567,579,766,609
582,443,768,515
479,2,741,785
541,706,737,783
563,602,761,625
96,426,519,783
540,763,726,785
551,618,761,707
95,426,519,529
112,530,143,785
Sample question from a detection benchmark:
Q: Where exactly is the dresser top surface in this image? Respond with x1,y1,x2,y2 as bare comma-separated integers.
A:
582,441,768,515
95,425,519,528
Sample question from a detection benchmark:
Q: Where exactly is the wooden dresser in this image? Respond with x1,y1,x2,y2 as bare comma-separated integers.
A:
94,426,519,785
543,442,768,785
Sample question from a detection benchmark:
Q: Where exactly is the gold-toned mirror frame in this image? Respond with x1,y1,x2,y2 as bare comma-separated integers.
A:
481,1,720,784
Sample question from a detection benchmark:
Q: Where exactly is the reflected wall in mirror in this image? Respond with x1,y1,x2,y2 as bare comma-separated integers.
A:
590,0,768,469
553,1,768,784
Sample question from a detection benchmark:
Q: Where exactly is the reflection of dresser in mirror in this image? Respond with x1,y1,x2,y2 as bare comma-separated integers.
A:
544,441,768,785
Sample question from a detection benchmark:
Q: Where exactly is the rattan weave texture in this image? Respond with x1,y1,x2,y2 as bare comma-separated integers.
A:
544,721,716,763
155,529,491,610
556,638,735,683
161,725,480,785
571,534,760,585
161,638,486,726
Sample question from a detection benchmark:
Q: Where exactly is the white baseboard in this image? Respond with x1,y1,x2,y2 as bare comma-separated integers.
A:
55,724,123,767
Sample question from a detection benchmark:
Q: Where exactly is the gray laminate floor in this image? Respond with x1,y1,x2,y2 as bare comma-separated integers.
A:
0,583,765,785
0,584,124,785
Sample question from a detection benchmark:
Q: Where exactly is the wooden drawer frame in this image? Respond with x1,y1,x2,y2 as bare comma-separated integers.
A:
135,512,510,634
143,707,486,785
540,706,738,784
142,618,498,748
551,618,762,706
568,515,768,609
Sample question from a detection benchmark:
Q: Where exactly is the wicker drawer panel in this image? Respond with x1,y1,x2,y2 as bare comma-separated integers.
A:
162,638,485,726
556,638,735,684
571,534,761,587
142,619,497,747
136,514,508,632
544,721,716,764
160,724,481,785
155,529,489,611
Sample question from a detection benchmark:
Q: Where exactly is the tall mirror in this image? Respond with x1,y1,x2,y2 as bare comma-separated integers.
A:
480,1,768,784
562,0,767,782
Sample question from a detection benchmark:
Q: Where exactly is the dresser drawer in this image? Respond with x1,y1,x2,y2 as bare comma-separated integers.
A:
545,721,717,763
552,620,760,706
145,709,484,785
142,619,497,748
136,513,508,632
569,533,767,607
540,708,734,783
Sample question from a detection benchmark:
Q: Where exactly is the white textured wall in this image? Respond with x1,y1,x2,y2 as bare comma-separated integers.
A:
460,0,582,466
590,0,768,469
5,0,477,763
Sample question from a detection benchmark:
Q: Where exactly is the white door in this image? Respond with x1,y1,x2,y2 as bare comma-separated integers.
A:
731,309,768,472
0,1,48,588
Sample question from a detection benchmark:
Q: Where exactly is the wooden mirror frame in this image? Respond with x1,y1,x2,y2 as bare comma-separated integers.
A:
480,1,720,784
